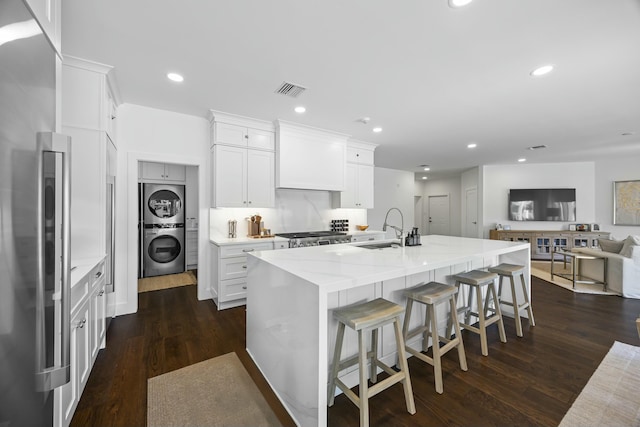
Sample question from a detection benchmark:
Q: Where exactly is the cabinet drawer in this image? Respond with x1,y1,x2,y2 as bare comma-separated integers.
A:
219,278,247,302
90,261,105,287
220,257,248,280
220,242,273,258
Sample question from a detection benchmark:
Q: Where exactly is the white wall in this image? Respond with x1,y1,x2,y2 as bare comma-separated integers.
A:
595,155,640,240
482,162,596,237
369,167,415,240
115,103,209,316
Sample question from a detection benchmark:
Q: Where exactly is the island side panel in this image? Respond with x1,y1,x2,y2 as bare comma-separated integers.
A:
246,255,325,427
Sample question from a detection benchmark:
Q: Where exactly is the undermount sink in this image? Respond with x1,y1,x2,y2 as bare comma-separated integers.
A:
358,242,400,250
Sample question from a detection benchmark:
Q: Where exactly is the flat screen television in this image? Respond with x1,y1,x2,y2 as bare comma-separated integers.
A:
508,188,576,221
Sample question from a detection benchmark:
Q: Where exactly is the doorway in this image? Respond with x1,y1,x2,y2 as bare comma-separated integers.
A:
464,187,478,238
427,195,450,235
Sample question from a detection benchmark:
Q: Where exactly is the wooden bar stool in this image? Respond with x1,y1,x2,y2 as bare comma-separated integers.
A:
488,263,535,337
328,298,416,427
402,281,467,394
447,270,507,356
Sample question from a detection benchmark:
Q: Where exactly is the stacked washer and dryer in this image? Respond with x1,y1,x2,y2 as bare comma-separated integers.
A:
139,183,186,277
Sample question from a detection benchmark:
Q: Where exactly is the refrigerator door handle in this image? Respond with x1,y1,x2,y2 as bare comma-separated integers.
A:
35,132,72,391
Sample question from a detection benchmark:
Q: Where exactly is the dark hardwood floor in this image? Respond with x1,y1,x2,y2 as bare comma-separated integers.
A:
72,277,640,427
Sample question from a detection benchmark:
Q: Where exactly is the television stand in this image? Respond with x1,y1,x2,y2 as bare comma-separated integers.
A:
489,229,611,261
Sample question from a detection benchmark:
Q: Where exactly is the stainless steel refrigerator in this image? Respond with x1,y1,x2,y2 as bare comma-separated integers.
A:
1,0,72,425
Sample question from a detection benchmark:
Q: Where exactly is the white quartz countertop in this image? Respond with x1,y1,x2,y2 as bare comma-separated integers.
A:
71,256,105,288
247,235,529,293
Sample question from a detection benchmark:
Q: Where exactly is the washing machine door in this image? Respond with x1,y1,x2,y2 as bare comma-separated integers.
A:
143,183,185,225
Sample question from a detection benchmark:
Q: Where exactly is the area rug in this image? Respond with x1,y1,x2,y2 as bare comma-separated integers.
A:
147,352,283,427
559,341,640,427
138,270,197,293
531,261,617,296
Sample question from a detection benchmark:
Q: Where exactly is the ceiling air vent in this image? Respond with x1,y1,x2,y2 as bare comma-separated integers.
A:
528,144,547,150
275,81,307,98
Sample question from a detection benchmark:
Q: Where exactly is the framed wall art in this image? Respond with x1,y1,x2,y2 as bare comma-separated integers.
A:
613,180,640,225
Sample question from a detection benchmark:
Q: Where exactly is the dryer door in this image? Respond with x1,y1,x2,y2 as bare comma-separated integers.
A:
143,227,185,277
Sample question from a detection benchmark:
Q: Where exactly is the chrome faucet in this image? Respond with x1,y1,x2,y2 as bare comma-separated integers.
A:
382,207,405,247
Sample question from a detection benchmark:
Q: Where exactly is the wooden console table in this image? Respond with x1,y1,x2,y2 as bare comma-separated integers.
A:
489,229,610,260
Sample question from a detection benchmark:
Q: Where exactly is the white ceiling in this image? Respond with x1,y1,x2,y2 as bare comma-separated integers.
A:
61,0,640,179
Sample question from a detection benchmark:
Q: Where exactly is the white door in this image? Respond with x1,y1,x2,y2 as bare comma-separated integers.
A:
465,187,478,238
428,195,450,235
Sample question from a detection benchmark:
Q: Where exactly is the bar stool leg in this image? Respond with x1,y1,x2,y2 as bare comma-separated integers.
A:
450,296,468,372
369,329,378,384
393,317,416,415
509,275,524,337
429,303,443,394
489,282,507,343
358,330,369,427
328,322,345,406
475,284,489,356
521,273,535,326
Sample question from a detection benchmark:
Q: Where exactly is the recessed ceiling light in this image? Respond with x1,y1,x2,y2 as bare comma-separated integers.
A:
518,158,527,162
423,167,430,171
467,143,477,149
530,65,554,77
422,176,428,180
373,127,382,133
294,106,306,113
449,0,473,8
167,72,184,82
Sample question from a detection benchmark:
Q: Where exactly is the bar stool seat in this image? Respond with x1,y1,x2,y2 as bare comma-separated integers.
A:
328,298,416,427
488,263,535,337
402,281,467,394
448,270,507,356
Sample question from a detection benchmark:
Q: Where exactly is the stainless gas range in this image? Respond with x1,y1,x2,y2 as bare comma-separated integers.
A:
275,231,352,248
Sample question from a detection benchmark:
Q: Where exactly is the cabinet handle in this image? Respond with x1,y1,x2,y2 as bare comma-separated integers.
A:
98,290,105,296
244,135,249,139
242,248,254,252
248,201,252,204
95,271,102,279
77,318,87,329
242,286,247,290
242,265,247,269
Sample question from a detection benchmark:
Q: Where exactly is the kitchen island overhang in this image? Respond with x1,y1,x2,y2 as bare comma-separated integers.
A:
246,235,531,427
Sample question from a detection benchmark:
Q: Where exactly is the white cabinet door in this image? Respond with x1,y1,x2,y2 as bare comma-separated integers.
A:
356,164,374,208
248,129,275,150
212,145,247,207
214,122,247,147
333,163,373,208
90,280,106,359
247,149,275,208
164,164,186,182
76,303,91,395
141,162,166,180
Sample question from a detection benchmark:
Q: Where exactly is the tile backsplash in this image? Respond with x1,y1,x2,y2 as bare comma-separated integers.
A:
209,188,367,238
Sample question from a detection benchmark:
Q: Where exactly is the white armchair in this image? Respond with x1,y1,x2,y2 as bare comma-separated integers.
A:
572,236,640,299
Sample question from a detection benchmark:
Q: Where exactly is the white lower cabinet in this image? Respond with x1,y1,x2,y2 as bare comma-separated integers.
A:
186,230,198,269
55,257,106,427
211,241,273,310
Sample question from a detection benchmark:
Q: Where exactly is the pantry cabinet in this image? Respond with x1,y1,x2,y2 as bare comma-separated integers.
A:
209,111,275,208
332,140,377,209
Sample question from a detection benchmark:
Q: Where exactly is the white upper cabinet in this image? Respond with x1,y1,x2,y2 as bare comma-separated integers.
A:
25,0,61,55
209,111,275,208
140,162,186,183
333,140,377,209
276,120,349,192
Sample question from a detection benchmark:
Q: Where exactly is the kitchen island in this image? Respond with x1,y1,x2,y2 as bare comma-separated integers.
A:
246,235,530,427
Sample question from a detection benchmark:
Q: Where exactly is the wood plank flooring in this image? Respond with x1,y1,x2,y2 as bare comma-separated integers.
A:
71,276,640,427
